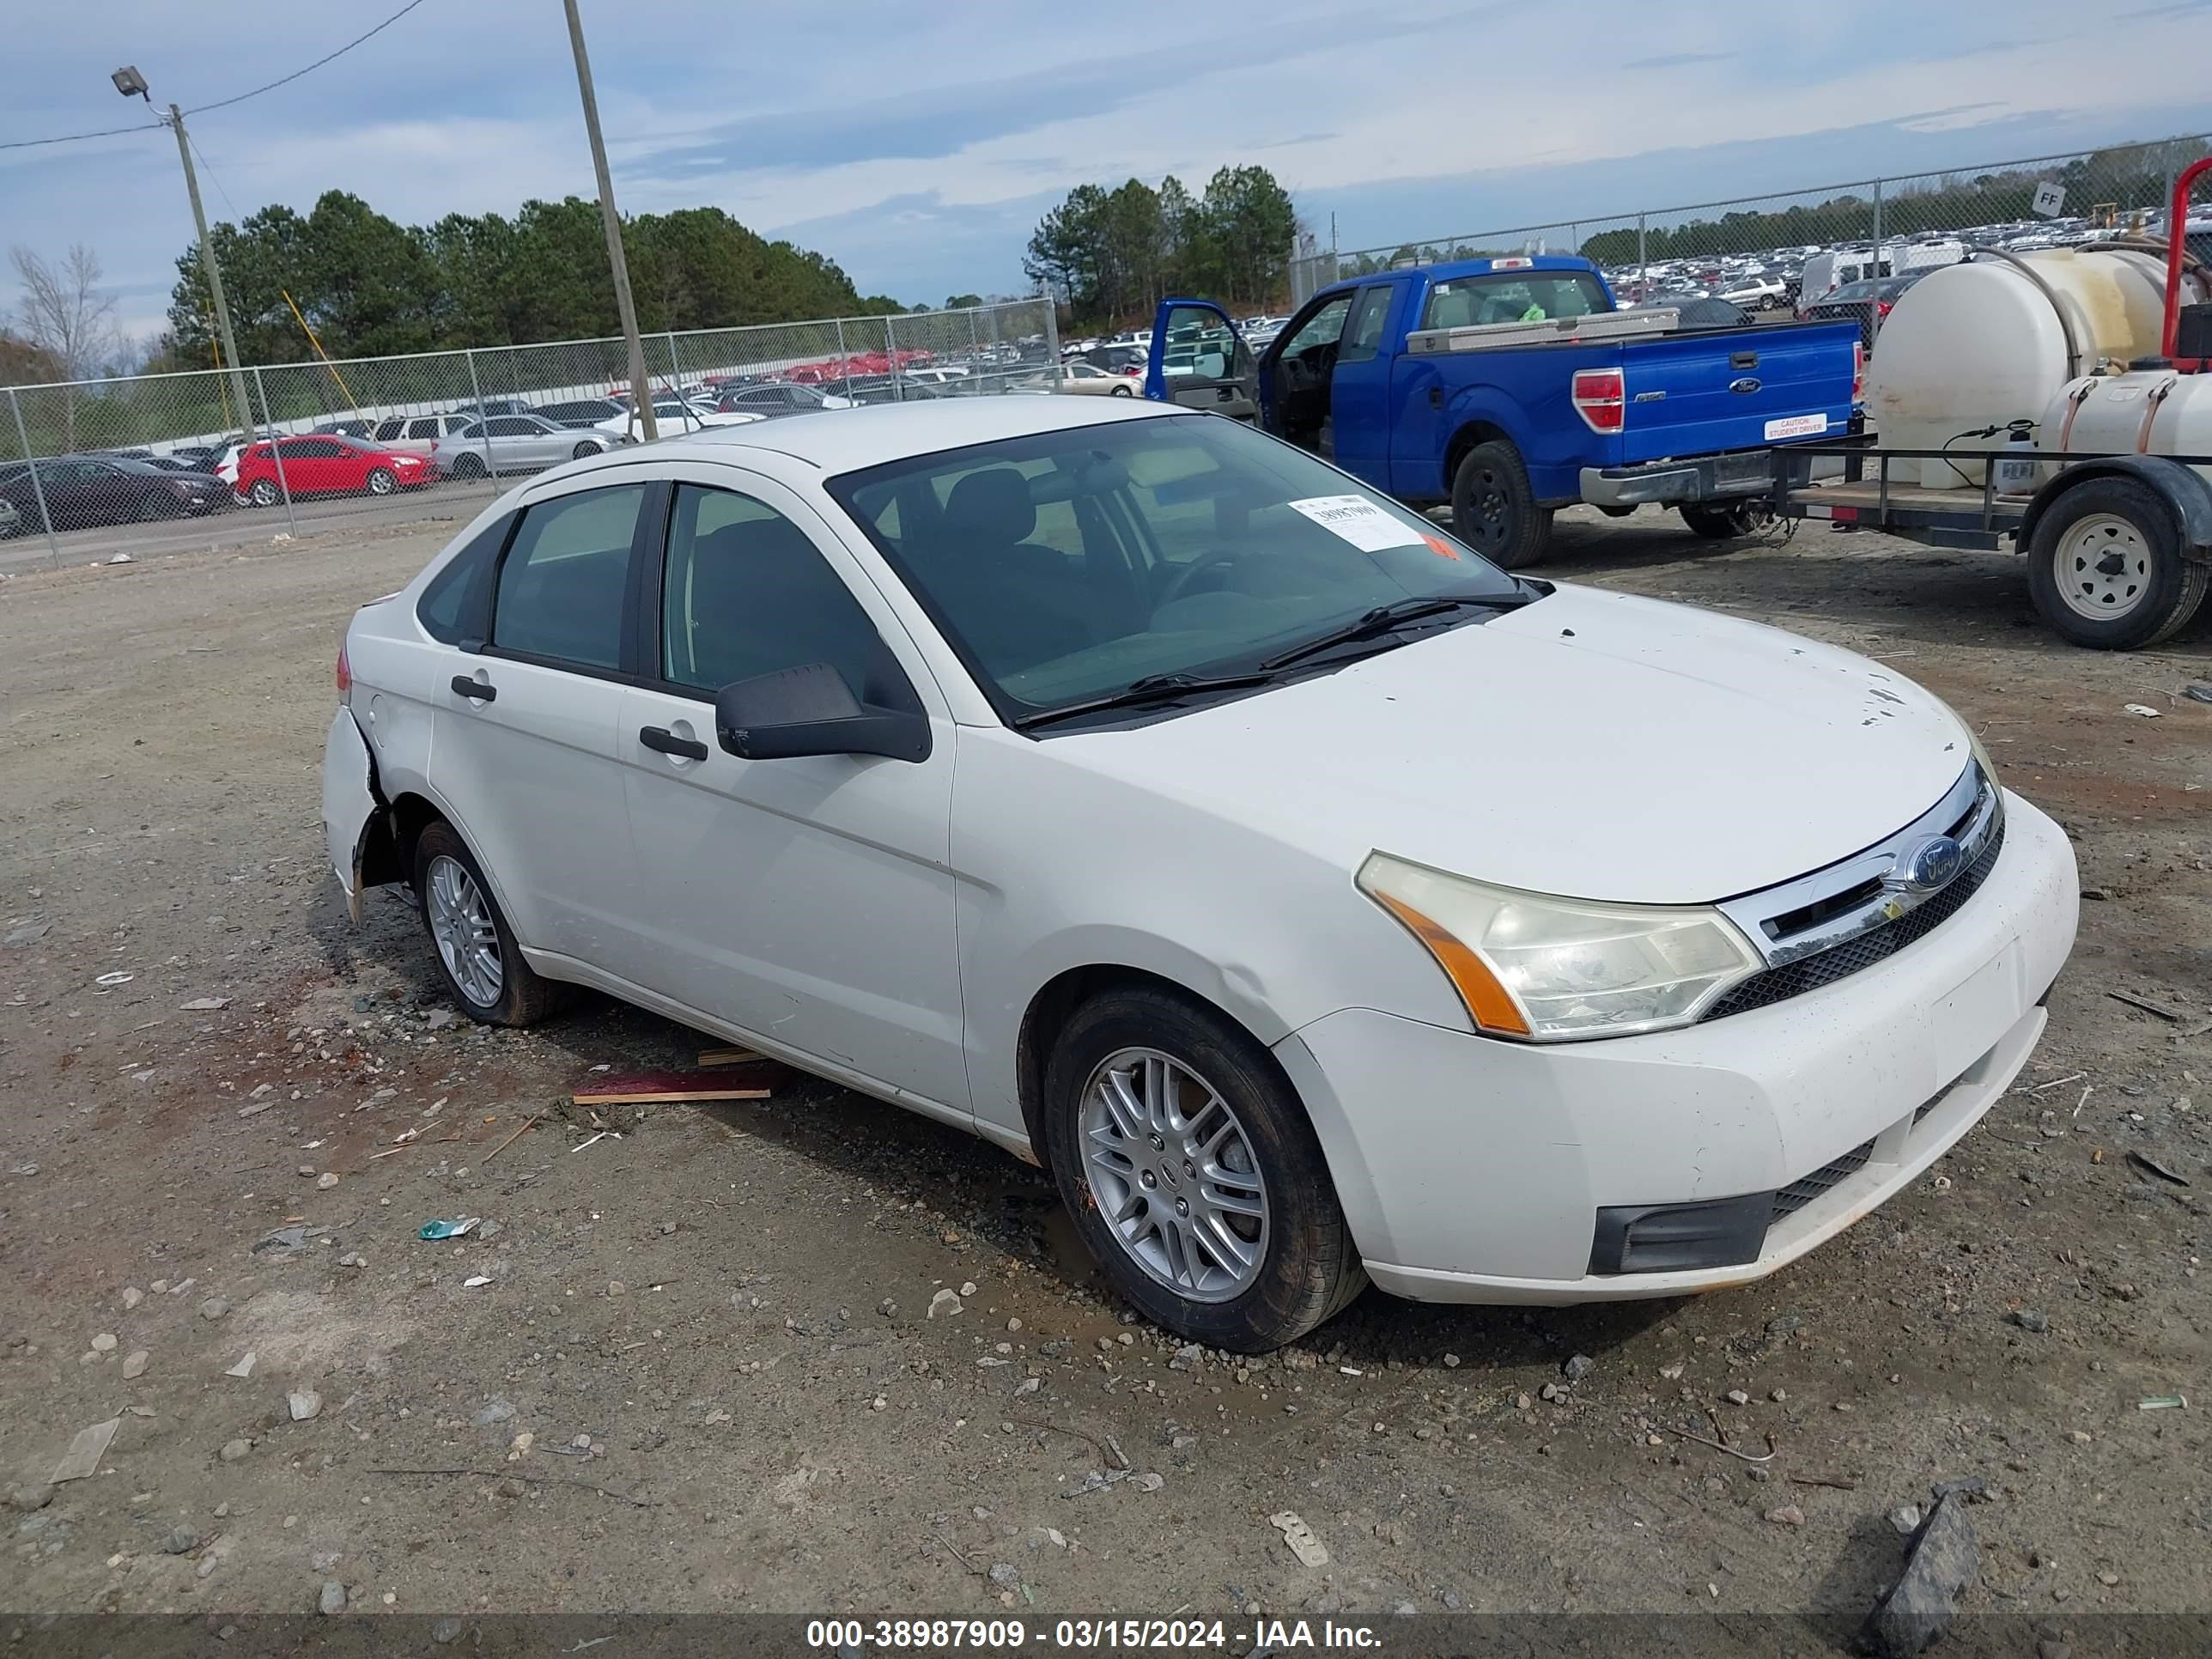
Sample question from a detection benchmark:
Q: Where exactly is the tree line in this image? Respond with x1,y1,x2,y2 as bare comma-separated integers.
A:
155,191,927,372
1023,166,1297,325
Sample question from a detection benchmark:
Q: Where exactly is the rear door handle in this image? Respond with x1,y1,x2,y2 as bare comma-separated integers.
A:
639,725,708,762
450,675,495,702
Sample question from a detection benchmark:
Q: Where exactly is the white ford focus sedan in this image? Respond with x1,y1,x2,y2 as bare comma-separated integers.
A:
322,396,2077,1351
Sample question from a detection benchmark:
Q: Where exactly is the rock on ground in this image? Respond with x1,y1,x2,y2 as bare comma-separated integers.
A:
1857,1491,1980,1658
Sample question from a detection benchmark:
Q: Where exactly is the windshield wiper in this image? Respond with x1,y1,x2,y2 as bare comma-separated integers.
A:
1013,670,1280,731
1257,593,1524,672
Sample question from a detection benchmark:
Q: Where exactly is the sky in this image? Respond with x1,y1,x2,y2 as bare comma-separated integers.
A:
3,0,2210,347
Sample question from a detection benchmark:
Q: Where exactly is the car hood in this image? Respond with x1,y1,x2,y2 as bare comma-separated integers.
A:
1054,585,1974,904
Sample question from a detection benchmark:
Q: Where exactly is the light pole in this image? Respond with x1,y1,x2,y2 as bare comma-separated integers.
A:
561,0,657,441
112,66,258,441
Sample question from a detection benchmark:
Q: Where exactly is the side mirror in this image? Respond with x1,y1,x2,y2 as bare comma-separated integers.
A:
714,662,931,763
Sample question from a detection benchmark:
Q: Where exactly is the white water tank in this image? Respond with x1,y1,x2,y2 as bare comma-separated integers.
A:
1863,249,2193,487
2039,369,2212,477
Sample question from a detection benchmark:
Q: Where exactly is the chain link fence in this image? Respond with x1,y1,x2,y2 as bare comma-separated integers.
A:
1289,133,2212,330
0,296,1058,568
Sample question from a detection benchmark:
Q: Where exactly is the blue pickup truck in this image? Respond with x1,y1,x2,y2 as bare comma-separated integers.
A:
1143,256,1862,568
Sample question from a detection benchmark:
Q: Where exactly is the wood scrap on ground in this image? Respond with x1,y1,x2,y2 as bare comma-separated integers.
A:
696,1047,762,1066
572,1062,783,1106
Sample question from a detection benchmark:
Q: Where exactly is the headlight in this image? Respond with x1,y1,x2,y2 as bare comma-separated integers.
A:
1357,853,1764,1042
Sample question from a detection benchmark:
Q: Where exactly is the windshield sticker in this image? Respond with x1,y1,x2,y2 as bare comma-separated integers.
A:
1288,495,1426,553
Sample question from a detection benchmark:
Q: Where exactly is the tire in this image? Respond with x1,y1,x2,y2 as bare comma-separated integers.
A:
248,478,279,508
1450,440,1553,568
135,492,168,522
364,467,397,496
571,441,603,459
1679,501,1771,540
411,820,563,1027
451,453,487,480
2026,477,2209,649
1110,385,1133,398
1042,985,1364,1352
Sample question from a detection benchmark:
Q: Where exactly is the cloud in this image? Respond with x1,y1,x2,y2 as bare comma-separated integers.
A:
1621,51,1737,70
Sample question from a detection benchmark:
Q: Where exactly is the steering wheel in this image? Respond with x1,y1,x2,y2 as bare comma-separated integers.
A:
1156,549,1246,609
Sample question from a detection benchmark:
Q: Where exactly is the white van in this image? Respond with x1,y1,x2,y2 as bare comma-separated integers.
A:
1798,240,1963,312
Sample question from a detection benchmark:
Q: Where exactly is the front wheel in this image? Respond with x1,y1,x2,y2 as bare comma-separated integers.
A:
2026,476,2209,649
135,492,169,522
412,821,563,1027
248,478,279,508
1042,986,1364,1352
364,467,397,496
1110,384,1133,398
571,441,603,459
1450,440,1553,568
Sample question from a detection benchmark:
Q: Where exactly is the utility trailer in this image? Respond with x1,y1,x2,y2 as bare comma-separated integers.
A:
1767,441,2212,649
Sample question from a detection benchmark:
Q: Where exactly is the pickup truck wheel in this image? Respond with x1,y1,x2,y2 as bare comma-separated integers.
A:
1450,441,1553,568
1680,501,1770,539
2026,477,2208,649
1042,985,1364,1352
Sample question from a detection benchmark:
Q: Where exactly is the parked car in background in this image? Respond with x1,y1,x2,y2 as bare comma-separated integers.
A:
234,434,436,505
898,366,970,386
374,414,480,456
1717,276,1789,311
0,454,229,526
313,417,378,440
626,399,764,441
1801,273,1927,350
1641,293,1757,328
170,443,232,470
1014,362,1137,397
441,414,617,478
0,495,19,537
819,375,951,406
321,396,2077,1352
534,398,632,430
714,382,854,416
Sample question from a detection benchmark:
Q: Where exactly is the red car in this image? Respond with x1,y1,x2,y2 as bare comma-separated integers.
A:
233,434,439,507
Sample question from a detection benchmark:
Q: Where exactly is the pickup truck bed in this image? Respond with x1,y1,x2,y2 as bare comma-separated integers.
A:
1146,256,1862,568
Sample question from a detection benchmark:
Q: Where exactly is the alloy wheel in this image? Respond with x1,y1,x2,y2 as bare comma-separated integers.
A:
1078,1047,1270,1302
425,854,502,1008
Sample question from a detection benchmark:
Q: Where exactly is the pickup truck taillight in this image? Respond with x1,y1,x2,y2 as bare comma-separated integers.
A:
1852,340,1865,403
1571,368,1625,434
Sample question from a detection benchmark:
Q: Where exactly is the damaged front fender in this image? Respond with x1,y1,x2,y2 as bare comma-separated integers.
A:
320,706,398,922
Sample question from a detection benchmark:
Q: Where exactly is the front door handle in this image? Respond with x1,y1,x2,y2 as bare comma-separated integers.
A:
639,725,708,762
450,675,495,702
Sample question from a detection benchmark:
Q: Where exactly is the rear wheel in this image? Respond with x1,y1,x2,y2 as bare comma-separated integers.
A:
1450,440,1553,568
412,821,563,1027
1109,384,1133,398
2027,477,2208,649
135,492,169,522
1042,986,1364,1352
248,478,278,508
450,453,487,479
1680,501,1771,539
364,467,397,496
571,441,603,459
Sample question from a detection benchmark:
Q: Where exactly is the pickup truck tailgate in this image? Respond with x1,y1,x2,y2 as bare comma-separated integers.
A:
1619,322,1857,465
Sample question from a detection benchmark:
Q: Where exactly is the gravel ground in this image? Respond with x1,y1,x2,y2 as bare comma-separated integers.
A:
0,507,2205,1647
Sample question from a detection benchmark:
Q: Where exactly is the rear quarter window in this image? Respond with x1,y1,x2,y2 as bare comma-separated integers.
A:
416,513,514,645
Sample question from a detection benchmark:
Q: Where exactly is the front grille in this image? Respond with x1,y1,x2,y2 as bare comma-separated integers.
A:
1771,1138,1875,1223
1702,819,2005,1022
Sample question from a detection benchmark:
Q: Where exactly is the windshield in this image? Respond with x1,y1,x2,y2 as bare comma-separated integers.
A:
826,414,1530,724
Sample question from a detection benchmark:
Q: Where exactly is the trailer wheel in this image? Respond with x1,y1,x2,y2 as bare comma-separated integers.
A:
1450,441,1553,569
2026,477,2208,649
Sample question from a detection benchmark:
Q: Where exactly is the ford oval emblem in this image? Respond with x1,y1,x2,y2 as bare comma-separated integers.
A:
1891,835,1966,895
1729,376,1763,395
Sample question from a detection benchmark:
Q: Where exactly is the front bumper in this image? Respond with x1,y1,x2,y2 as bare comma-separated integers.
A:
1272,790,2078,1304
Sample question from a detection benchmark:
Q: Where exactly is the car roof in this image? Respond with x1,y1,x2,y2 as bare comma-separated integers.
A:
635,394,1175,474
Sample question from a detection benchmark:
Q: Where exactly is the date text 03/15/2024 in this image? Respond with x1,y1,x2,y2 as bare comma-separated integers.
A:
805,1618,1385,1650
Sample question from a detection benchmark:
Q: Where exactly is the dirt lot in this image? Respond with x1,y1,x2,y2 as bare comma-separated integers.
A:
0,507,2206,1649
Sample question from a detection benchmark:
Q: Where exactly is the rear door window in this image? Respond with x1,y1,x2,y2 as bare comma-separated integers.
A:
490,485,647,672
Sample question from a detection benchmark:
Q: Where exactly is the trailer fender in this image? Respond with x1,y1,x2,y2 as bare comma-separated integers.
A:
2021,457,2212,563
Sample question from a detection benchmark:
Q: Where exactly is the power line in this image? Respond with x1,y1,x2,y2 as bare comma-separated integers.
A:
0,120,165,153
186,0,430,116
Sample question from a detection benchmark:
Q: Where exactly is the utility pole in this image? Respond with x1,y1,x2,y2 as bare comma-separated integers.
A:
112,68,257,440
562,0,656,441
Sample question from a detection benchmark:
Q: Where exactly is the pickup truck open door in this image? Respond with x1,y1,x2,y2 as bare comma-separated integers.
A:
1142,300,1259,422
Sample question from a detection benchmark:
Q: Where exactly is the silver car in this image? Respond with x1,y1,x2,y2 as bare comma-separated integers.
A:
442,414,613,479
